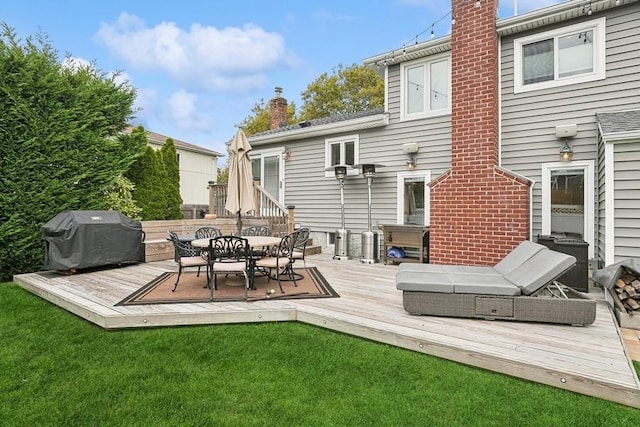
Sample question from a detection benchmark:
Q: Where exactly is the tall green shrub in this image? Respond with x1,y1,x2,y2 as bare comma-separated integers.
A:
0,24,140,280
160,138,183,219
128,146,167,221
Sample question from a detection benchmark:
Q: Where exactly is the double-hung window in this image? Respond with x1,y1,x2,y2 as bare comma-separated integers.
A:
324,135,359,177
514,18,605,93
400,54,451,121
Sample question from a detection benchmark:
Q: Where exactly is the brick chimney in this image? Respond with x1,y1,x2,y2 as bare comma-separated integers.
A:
428,0,531,265
269,87,288,130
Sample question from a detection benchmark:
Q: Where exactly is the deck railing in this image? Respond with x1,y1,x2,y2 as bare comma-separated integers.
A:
207,181,293,236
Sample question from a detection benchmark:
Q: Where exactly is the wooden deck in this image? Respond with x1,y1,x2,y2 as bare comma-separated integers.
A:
13,253,640,409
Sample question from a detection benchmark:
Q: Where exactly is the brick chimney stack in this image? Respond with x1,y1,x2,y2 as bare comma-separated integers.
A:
269,87,288,130
428,0,531,265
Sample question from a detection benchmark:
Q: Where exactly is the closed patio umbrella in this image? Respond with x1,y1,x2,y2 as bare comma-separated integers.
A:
225,129,257,234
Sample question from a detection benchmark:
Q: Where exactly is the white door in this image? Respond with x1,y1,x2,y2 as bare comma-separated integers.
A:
251,148,285,204
397,171,431,225
541,161,594,259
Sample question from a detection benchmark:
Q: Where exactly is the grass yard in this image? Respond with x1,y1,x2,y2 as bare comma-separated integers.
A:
1,282,639,426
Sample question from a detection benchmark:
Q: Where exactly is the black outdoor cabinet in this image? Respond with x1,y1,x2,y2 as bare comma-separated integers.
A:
42,210,144,271
536,234,589,292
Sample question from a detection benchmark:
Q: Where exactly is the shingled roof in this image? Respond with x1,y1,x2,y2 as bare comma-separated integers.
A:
250,108,386,138
597,110,640,140
125,126,223,157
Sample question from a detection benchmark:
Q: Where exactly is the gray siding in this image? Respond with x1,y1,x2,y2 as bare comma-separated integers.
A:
613,142,640,261
274,63,452,243
500,5,640,242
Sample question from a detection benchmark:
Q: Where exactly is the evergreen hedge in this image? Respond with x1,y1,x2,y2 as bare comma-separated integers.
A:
0,24,141,280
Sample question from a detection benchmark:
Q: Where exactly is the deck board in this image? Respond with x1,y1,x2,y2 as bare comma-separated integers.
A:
13,253,640,409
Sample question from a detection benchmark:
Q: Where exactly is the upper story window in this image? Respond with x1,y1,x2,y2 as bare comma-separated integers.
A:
400,54,451,121
324,135,359,177
514,18,605,93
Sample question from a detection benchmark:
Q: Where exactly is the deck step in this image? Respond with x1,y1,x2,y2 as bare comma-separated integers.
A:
304,244,322,255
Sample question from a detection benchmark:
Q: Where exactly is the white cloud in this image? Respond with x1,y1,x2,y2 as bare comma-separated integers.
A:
94,13,297,92
164,90,213,132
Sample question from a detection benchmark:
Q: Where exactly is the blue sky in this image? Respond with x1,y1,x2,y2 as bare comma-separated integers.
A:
4,0,564,161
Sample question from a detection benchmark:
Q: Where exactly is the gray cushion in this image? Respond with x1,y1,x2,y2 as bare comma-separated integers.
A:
493,240,546,276
398,263,496,275
447,273,521,296
398,264,448,273
396,271,454,293
505,249,576,295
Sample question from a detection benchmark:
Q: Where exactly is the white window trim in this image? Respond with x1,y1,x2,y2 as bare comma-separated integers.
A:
396,170,431,226
513,17,606,94
324,134,360,177
541,160,594,259
399,53,451,122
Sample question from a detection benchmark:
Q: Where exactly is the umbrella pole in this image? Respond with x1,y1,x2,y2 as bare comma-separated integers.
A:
237,212,242,236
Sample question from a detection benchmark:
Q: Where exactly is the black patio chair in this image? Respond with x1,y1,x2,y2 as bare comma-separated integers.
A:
241,225,271,236
291,227,310,270
207,235,250,301
241,225,272,259
168,231,208,292
195,226,222,239
254,232,297,293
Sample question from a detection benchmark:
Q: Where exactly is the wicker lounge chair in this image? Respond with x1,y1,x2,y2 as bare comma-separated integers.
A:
395,241,596,326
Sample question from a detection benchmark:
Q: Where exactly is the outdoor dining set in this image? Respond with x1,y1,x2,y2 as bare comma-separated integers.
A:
168,226,310,300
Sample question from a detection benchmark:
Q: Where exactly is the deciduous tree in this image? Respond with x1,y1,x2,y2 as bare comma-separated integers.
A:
298,63,384,121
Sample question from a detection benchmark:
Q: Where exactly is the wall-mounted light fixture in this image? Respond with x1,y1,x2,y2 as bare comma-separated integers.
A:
406,153,417,170
402,142,419,170
554,124,577,162
559,141,573,162
282,147,291,160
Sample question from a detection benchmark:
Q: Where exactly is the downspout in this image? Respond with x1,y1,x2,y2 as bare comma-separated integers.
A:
529,178,536,241
498,31,502,167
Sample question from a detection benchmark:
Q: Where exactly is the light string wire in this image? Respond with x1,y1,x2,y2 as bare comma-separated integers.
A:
375,0,472,68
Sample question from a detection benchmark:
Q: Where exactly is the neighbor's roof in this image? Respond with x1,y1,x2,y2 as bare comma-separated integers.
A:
126,126,223,157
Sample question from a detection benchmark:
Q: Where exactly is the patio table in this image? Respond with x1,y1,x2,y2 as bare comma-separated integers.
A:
192,236,282,289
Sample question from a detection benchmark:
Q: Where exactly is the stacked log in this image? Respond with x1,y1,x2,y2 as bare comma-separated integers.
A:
613,267,640,313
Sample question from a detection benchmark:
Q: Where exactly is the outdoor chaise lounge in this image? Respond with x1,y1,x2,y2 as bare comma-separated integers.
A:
395,241,596,326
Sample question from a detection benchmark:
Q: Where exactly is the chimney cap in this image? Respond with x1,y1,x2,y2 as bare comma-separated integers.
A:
274,87,283,97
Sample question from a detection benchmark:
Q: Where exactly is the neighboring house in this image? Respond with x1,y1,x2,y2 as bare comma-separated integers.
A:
248,0,640,267
129,127,223,214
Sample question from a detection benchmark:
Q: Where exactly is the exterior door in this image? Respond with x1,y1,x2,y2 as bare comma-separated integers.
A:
397,171,431,225
542,161,594,258
251,148,285,204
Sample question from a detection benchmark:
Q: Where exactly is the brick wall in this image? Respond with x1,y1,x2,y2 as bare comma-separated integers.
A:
429,0,531,265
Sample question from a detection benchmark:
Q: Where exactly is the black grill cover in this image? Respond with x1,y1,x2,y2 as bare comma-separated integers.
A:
41,210,143,271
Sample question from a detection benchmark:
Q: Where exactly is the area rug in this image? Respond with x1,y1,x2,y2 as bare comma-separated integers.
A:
115,267,339,306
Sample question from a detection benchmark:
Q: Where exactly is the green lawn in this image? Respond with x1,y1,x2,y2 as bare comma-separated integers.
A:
1,282,639,426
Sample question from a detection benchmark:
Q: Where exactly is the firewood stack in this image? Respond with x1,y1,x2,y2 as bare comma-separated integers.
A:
614,267,640,313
